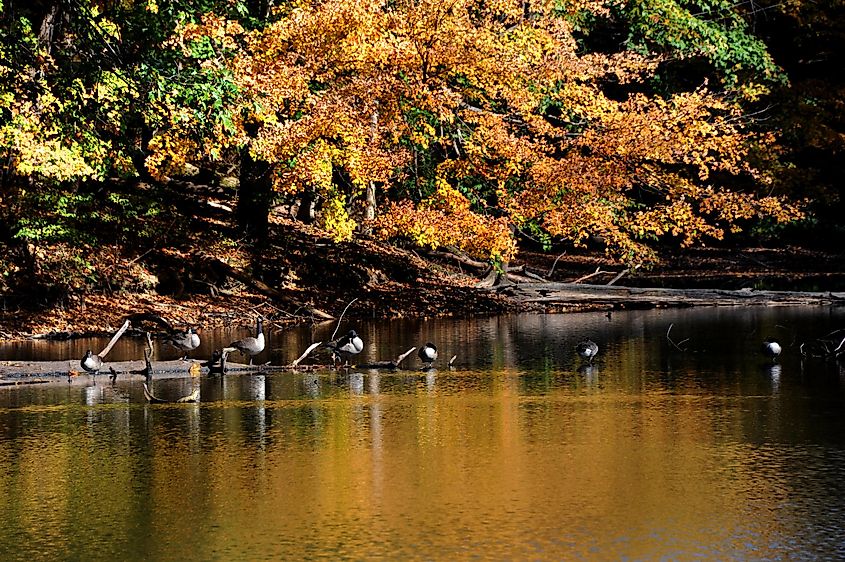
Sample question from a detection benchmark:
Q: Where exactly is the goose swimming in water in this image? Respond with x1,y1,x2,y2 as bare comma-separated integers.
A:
80,350,103,375
762,338,782,362
223,318,265,365
418,342,438,367
326,329,364,365
576,339,599,364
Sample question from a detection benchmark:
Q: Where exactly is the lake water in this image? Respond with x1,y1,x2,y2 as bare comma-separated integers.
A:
1,307,844,560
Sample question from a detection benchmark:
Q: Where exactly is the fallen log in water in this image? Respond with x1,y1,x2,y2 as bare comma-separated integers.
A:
0,359,224,381
0,346,417,382
498,282,845,309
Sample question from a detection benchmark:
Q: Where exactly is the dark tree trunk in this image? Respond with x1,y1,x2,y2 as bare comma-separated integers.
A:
37,3,63,55
295,190,316,224
237,147,273,241
246,0,272,20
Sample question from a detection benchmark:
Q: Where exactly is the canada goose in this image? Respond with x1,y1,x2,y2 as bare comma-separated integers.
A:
80,350,103,374
418,342,438,367
223,318,265,365
202,350,227,375
326,329,364,365
763,338,782,362
202,350,222,369
576,339,599,364
167,327,200,359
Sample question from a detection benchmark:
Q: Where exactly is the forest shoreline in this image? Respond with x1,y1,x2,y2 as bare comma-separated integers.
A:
1,221,843,341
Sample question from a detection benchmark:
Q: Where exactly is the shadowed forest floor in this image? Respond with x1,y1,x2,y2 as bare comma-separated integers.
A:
1,181,843,339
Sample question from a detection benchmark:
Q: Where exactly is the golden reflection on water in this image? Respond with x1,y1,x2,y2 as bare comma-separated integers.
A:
0,381,827,560
1,308,844,559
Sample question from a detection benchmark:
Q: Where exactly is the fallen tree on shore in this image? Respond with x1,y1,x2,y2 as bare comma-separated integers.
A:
499,282,845,309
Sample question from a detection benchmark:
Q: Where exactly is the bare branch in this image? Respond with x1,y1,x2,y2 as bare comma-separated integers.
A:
666,323,689,352
290,342,322,367
330,298,359,341
547,252,567,278
571,267,611,284
98,320,131,359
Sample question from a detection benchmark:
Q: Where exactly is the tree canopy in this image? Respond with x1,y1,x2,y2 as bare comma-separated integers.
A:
0,0,835,286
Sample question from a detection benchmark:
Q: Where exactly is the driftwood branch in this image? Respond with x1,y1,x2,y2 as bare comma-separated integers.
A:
497,282,845,308
571,267,611,284
429,249,488,270
802,333,845,358
547,252,567,278
607,265,641,286
523,269,548,283
290,342,322,367
356,347,417,370
98,320,131,358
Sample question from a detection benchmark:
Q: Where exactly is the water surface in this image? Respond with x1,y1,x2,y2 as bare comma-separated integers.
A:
1,307,844,560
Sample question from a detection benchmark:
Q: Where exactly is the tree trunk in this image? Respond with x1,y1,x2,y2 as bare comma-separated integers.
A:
237,146,273,240
237,1,274,239
296,189,316,224
25,3,63,85
246,0,272,20
37,4,63,56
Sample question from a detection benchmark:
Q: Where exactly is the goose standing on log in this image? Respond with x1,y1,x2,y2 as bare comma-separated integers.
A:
223,318,265,365
81,350,103,375
167,327,201,360
326,330,364,366
763,338,782,362
419,342,438,368
576,339,599,365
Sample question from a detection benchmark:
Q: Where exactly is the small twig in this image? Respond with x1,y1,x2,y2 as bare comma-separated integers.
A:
606,268,630,286
448,355,457,368
290,342,322,367
330,298,359,341
666,323,689,352
127,248,154,266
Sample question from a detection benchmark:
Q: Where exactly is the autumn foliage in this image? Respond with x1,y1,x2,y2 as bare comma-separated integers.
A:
1,0,813,273
145,0,803,264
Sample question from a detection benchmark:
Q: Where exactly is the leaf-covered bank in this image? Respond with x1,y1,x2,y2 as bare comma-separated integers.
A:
0,179,841,340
